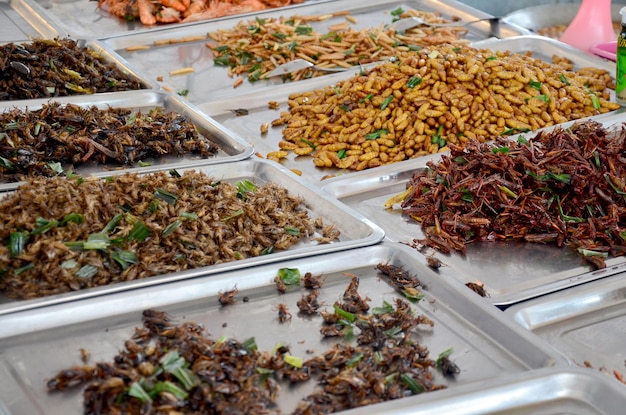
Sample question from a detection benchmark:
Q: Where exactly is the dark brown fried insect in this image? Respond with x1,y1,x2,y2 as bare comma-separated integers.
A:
80,348,90,364
297,290,321,315
275,276,287,294
439,356,461,376
46,366,99,391
320,324,344,337
376,263,422,291
465,282,489,297
218,286,239,305
338,273,370,314
275,303,292,323
426,255,443,269
303,272,326,290
229,108,249,116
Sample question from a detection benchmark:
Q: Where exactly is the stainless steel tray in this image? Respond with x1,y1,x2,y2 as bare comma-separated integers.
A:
0,242,563,414
102,0,526,103
370,367,626,415
1,0,57,41
320,109,626,308
505,272,626,387
0,90,254,191
196,35,617,186
0,158,384,315
11,0,335,39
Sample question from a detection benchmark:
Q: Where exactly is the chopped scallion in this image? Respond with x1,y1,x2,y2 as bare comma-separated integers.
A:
162,219,182,237
75,264,99,279
277,267,300,285
154,188,179,205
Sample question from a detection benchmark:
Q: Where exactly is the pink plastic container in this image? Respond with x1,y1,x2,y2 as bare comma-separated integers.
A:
590,40,618,61
560,0,615,52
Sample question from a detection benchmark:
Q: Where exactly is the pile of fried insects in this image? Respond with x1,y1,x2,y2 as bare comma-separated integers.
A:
0,38,144,101
0,170,339,299
395,120,626,269
0,103,216,181
46,263,459,414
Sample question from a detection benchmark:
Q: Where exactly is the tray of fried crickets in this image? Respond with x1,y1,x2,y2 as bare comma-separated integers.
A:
100,0,526,103
0,89,254,191
192,35,619,186
0,241,567,414
504,271,626,390
319,108,626,308
0,157,384,315
0,38,155,102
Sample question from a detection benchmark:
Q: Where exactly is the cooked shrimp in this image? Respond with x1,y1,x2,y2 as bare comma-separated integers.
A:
137,0,157,25
182,0,265,22
159,0,187,12
183,0,206,17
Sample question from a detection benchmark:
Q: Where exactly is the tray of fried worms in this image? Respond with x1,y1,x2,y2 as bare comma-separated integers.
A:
195,35,620,184
0,38,154,101
0,90,254,189
505,272,626,390
0,157,384,313
319,111,626,308
0,241,566,414
101,0,526,103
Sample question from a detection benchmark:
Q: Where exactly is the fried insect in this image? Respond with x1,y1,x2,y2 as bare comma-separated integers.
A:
47,277,456,413
275,276,288,294
297,290,321,315
303,272,326,290
426,256,443,270
80,348,91,364
439,356,461,377
465,282,489,298
229,108,249,116
218,286,238,305
337,273,370,314
271,46,619,172
275,303,292,323
319,323,345,338
376,263,422,291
